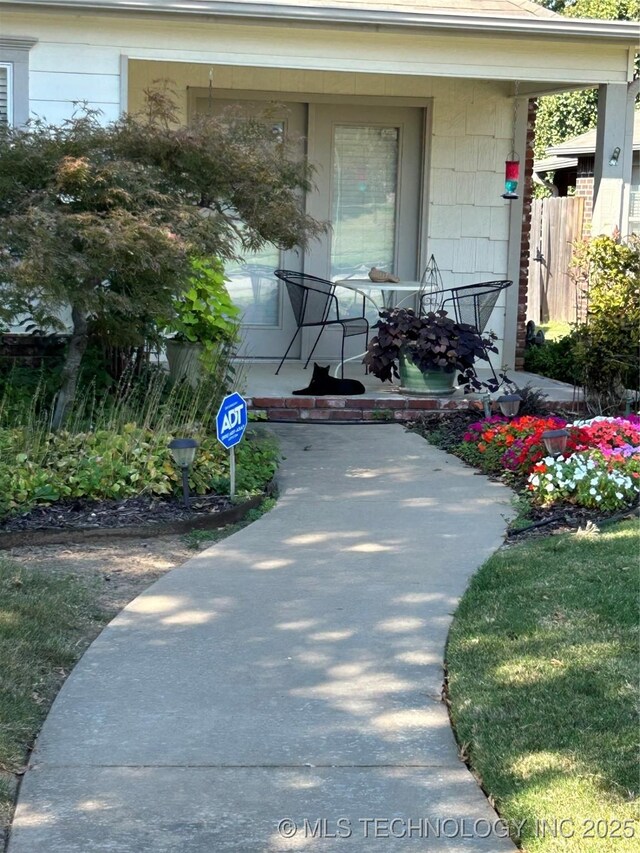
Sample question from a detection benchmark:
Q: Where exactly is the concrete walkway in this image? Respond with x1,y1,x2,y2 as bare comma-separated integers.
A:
10,425,517,852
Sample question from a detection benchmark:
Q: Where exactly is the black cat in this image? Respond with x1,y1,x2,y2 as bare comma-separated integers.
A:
293,363,365,396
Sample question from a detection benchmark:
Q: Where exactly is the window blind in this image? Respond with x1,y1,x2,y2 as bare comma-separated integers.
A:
0,65,9,125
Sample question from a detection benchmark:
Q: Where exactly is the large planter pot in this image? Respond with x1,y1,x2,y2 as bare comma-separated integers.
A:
165,340,204,387
399,352,457,396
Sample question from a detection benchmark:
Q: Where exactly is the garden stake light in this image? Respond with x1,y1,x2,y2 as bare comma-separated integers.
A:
541,428,569,457
497,394,522,417
168,438,199,508
482,393,492,419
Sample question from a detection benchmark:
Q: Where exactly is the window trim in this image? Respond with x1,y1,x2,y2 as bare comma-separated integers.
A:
0,61,14,126
0,37,37,127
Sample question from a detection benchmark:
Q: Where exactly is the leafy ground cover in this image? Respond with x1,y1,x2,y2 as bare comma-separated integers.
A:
446,520,639,853
0,425,278,522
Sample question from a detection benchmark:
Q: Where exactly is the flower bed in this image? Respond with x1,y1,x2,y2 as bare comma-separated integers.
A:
459,414,640,512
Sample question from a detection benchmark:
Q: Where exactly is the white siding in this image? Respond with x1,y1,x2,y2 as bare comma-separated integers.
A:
30,70,120,103
28,99,120,123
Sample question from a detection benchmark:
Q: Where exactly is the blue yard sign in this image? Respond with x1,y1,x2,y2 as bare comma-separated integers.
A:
215,393,248,497
216,392,248,449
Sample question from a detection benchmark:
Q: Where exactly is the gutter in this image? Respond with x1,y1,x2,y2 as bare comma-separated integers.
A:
1,0,639,41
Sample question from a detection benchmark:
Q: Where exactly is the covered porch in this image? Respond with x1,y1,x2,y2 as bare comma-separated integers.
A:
120,3,637,374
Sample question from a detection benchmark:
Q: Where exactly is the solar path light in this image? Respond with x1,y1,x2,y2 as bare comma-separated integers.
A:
168,438,199,508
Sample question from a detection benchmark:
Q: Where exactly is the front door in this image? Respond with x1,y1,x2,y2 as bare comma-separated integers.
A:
195,95,424,363
304,104,424,362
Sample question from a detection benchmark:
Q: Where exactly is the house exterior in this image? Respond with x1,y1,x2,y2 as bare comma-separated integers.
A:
534,109,640,235
0,0,637,369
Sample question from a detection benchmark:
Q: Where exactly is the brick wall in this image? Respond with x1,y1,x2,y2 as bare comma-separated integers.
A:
249,395,486,422
515,99,536,370
575,176,594,234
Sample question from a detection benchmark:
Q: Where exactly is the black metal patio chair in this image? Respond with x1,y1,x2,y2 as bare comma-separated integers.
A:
274,270,369,377
424,279,512,382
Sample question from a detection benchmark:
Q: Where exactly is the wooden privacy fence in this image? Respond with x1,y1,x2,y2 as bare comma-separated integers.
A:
528,195,585,325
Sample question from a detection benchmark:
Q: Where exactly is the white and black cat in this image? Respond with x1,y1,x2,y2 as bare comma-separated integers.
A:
293,363,365,396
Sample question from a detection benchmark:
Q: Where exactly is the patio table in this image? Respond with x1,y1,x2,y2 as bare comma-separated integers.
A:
336,279,424,310
330,280,430,377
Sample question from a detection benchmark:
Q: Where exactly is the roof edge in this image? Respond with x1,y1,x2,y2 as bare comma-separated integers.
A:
2,0,639,41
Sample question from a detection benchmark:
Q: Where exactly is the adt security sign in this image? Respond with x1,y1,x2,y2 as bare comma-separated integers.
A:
215,392,248,498
216,392,248,450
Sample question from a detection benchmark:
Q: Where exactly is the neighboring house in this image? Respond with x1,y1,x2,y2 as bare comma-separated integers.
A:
534,110,640,235
0,0,637,369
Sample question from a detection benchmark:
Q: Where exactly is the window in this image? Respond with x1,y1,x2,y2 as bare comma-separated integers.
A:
629,185,640,236
0,63,13,125
0,37,37,127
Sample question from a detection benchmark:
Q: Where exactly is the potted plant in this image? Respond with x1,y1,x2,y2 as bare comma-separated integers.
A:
164,257,240,386
363,308,499,395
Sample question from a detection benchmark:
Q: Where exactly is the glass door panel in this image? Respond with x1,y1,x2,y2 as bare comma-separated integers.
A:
331,125,399,280
193,97,306,359
225,246,281,327
331,124,401,321
305,104,423,363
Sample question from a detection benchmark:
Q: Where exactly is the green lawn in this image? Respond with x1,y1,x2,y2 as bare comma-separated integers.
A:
539,320,572,341
446,520,640,852
0,559,109,833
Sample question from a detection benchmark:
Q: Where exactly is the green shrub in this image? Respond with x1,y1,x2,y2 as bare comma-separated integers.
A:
0,426,278,517
523,334,579,385
570,235,640,413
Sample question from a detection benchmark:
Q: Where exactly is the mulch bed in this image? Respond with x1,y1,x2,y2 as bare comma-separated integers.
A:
507,503,639,540
0,493,232,533
0,489,275,550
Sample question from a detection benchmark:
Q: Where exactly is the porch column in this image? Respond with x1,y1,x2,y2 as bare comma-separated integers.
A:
591,81,636,237
503,93,529,372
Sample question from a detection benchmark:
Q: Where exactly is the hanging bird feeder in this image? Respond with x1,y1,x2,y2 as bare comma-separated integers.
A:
502,153,520,200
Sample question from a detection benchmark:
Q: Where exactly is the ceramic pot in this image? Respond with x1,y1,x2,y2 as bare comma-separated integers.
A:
165,340,204,387
398,352,457,396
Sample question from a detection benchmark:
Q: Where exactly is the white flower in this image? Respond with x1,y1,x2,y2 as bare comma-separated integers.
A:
616,492,623,500
546,473,553,481
530,475,540,487
595,495,602,502
546,483,555,492
589,487,597,495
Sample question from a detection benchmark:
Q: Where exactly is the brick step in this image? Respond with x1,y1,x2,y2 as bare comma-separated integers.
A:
248,395,585,423
248,395,485,422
